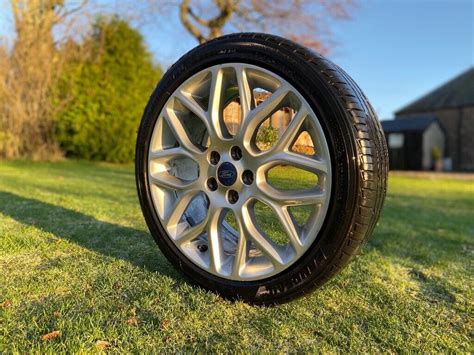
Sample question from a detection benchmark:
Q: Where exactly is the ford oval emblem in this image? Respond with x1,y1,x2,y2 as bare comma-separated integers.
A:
217,162,237,186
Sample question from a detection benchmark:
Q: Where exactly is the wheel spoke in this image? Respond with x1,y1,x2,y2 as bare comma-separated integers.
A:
163,108,203,155
164,189,200,230
149,147,194,162
240,204,285,266
174,90,209,125
174,89,217,143
232,214,248,277
207,207,225,274
241,85,290,144
271,106,307,152
260,151,328,175
149,172,195,191
259,183,326,207
175,213,209,246
208,67,226,139
267,202,303,253
235,65,253,122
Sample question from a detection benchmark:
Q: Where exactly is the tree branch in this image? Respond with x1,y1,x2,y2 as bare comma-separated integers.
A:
55,0,89,24
179,0,206,43
187,7,210,27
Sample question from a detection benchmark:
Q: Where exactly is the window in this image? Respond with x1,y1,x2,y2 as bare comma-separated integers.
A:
388,133,404,148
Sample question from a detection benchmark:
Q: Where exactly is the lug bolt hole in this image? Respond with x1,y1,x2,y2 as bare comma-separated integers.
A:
207,177,218,191
230,146,243,161
197,244,208,252
242,170,254,185
227,190,239,204
210,151,220,165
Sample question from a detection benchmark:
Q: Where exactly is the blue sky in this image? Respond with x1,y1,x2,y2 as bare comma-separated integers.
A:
330,0,473,119
141,0,473,119
1,0,472,119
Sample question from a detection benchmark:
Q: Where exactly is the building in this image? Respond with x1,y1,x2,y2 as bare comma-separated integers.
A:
381,116,445,170
382,67,474,171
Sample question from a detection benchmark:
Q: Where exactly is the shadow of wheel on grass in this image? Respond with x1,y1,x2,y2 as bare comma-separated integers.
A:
0,191,184,281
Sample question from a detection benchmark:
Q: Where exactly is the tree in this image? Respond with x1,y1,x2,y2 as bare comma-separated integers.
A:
0,0,88,159
55,17,162,162
178,0,355,54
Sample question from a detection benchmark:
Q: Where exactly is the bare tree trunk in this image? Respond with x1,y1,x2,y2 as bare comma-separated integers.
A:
0,0,87,159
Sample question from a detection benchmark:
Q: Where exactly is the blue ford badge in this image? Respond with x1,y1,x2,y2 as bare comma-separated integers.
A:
217,162,237,186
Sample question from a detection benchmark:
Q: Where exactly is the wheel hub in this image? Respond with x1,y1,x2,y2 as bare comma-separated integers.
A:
217,161,237,186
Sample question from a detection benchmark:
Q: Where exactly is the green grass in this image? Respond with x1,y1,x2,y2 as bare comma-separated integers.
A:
0,160,472,352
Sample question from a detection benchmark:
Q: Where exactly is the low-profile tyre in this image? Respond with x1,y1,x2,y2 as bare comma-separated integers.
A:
136,33,388,305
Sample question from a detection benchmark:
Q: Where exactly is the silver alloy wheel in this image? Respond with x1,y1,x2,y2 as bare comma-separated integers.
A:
147,63,332,281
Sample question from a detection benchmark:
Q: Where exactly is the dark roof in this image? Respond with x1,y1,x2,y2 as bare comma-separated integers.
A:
396,67,474,115
381,115,438,133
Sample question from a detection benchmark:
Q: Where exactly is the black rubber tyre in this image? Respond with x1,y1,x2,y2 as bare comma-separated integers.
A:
136,33,388,305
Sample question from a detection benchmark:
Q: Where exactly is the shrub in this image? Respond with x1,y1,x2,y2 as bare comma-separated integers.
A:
55,17,161,163
256,126,279,146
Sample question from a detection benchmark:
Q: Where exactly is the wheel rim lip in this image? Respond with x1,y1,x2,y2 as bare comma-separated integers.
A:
147,62,332,281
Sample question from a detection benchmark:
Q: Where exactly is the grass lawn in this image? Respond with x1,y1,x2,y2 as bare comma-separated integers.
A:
0,160,472,352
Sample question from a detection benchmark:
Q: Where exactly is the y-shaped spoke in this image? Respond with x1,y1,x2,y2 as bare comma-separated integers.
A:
239,203,286,267
174,89,219,144
174,90,209,126
264,200,304,254
163,108,203,155
175,212,209,247
164,189,200,234
271,106,308,152
240,85,290,146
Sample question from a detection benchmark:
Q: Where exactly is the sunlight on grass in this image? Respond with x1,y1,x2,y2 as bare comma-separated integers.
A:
267,165,318,190
0,160,472,352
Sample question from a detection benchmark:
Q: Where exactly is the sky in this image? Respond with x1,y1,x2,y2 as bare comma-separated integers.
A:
1,0,472,119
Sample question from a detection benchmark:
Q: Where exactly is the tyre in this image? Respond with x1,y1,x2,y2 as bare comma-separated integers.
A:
135,33,388,305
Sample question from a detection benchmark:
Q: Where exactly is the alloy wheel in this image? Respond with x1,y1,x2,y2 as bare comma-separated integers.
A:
147,63,332,281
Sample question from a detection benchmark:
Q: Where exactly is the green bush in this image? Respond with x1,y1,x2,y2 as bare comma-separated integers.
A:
54,17,161,163
256,126,279,146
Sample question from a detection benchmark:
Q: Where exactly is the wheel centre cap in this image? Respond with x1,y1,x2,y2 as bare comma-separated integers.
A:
217,162,237,186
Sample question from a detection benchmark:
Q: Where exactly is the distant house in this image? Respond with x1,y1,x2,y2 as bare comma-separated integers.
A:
382,67,474,171
382,116,445,170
